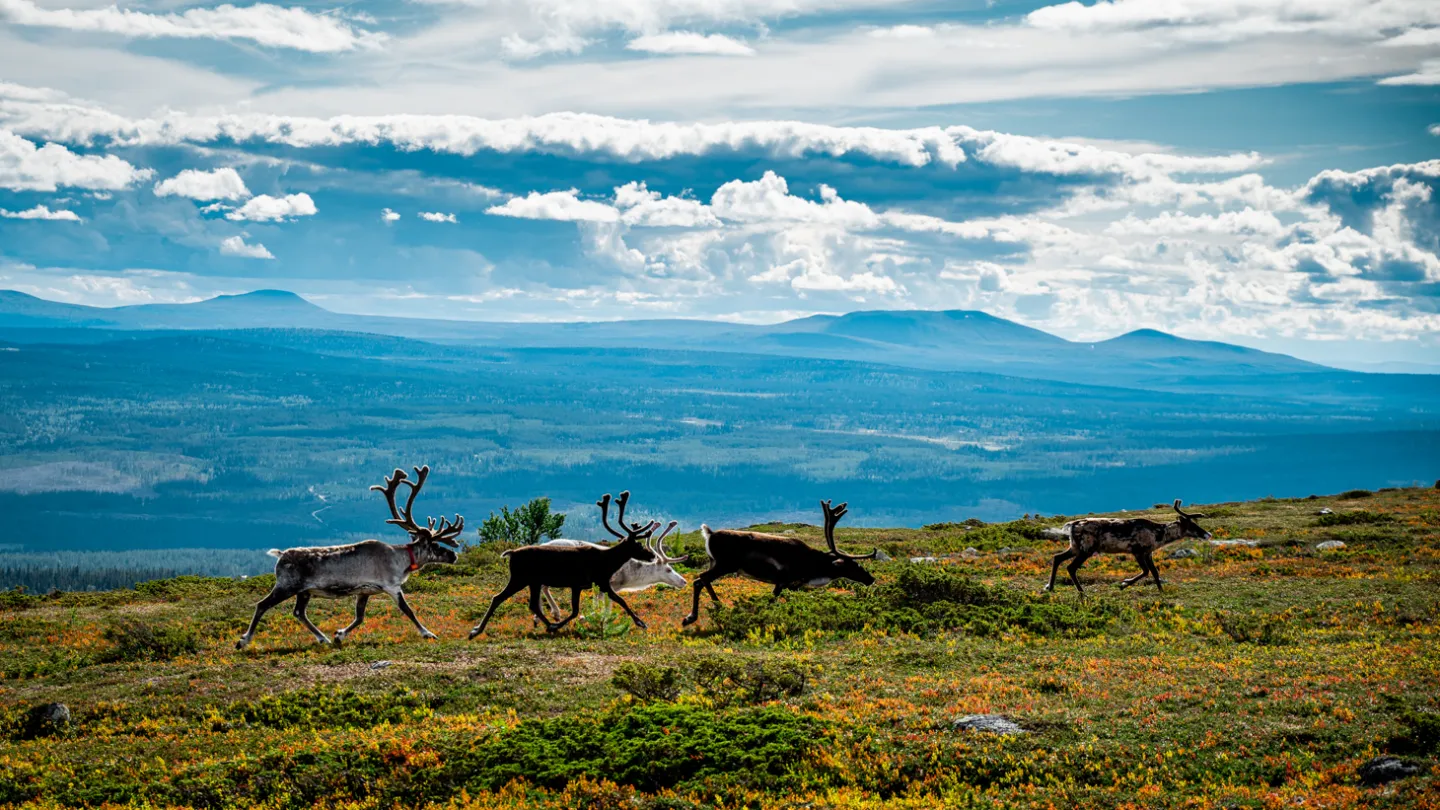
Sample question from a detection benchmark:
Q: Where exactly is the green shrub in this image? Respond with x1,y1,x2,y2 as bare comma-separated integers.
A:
692,658,809,707
711,565,1120,641
1328,527,1409,547
1215,612,1291,646
99,620,200,662
1314,510,1393,527
449,703,826,794
477,497,566,546
1337,489,1373,500
228,686,433,730
132,575,265,602
1388,708,1440,755
612,662,681,702
0,587,43,610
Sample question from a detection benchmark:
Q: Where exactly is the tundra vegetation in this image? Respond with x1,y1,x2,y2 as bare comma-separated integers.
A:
1,487,1438,808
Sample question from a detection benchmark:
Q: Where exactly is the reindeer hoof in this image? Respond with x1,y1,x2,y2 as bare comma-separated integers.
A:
467,628,481,640
634,620,648,630
681,615,697,627
234,639,249,650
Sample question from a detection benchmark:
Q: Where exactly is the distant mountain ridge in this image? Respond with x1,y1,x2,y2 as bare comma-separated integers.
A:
0,288,1335,387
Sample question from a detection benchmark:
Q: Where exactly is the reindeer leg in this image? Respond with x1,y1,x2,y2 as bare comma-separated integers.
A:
548,587,584,633
291,593,331,645
1118,552,1149,590
236,587,294,649
771,582,787,600
542,586,564,622
1066,552,1093,596
704,582,721,603
388,589,437,640
469,580,525,639
601,585,647,630
683,567,730,626
1045,548,1075,592
1141,551,1165,592
334,594,370,645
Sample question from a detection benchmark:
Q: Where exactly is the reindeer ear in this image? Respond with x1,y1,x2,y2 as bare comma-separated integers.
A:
1173,499,1183,512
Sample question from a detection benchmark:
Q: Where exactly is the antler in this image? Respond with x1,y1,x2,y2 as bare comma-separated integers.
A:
370,465,463,546
822,498,878,560
650,520,688,563
1173,499,1207,520
597,491,660,542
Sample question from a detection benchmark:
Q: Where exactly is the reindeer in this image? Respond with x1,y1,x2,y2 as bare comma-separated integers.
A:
536,520,688,623
1044,499,1212,595
467,491,660,637
682,499,877,627
236,466,462,649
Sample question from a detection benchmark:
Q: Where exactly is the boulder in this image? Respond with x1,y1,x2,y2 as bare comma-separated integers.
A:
22,703,70,739
1210,539,1259,547
1316,540,1346,551
1167,548,1199,559
909,557,938,564
1359,756,1419,786
370,660,393,670
951,714,1026,735
873,549,892,562
1318,507,1334,515
961,547,980,559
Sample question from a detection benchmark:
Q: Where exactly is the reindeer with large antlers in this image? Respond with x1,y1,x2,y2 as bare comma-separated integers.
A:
536,520,689,623
682,499,878,627
468,491,660,637
236,466,463,650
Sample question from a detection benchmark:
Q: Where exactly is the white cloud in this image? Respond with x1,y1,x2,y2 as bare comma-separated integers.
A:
1431,124,1440,136
867,24,936,39
225,192,317,222
381,208,401,222
500,32,589,59
153,167,250,201
627,31,755,56
1379,59,1440,85
0,0,384,53
487,189,621,222
1380,26,1440,47
1104,209,1287,238
0,204,81,221
0,128,150,192
419,211,458,222
1026,0,1440,42
614,181,719,227
219,235,275,259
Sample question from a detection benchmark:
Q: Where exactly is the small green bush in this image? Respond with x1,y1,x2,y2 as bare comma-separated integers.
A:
477,497,566,547
1337,489,1373,500
612,662,681,702
1314,510,1393,527
692,658,809,707
1388,708,1440,755
99,620,200,662
228,686,433,730
0,588,43,611
1215,612,1291,646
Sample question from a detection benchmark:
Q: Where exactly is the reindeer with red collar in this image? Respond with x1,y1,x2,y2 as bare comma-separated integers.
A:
236,466,463,649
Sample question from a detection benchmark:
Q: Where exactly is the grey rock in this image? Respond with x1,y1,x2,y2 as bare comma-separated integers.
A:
1210,538,1259,547
1168,548,1199,559
23,703,70,739
873,549,892,562
1359,756,1419,786
961,547,980,559
909,556,938,564
1318,507,1334,515
370,660,393,670
951,714,1027,735
997,547,1023,556
1316,540,1346,551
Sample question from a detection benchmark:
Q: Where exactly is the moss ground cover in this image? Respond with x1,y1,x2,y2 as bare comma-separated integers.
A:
1,487,1438,808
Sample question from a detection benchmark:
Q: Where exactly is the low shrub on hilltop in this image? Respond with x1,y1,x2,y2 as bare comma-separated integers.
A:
712,564,1122,641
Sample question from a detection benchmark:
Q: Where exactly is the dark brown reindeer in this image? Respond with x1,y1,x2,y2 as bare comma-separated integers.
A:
467,491,660,637
682,499,877,627
1043,499,1212,595
236,466,463,649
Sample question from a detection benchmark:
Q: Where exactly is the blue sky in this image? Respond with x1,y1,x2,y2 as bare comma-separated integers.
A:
1,0,1438,367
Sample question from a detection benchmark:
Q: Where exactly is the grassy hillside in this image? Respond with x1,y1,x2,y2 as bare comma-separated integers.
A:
2,486,1438,808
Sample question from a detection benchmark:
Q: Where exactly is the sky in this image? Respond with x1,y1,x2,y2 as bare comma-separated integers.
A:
0,0,1438,368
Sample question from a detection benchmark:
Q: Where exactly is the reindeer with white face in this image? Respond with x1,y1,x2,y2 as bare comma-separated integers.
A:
1043,499,1212,595
536,520,688,622
236,466,462,649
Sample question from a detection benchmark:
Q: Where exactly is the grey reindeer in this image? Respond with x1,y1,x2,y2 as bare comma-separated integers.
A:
1043,499,1212,595
236,466,463,649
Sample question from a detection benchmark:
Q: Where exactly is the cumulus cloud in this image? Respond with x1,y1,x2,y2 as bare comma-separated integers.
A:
487,190,621,222
381,208,401,222
0,128,150,192
1026,0,1440,42
500,32,588,59
626,31,755,56
1431,124,1440,136
153,167,250,201
225,192,317,222
1379,59,1440,85
419,211,458,222
0,204,81,221
0,0,384,52
219,235,275,259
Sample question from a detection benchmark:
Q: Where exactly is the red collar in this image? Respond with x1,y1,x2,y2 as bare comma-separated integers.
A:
406,544,420,572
